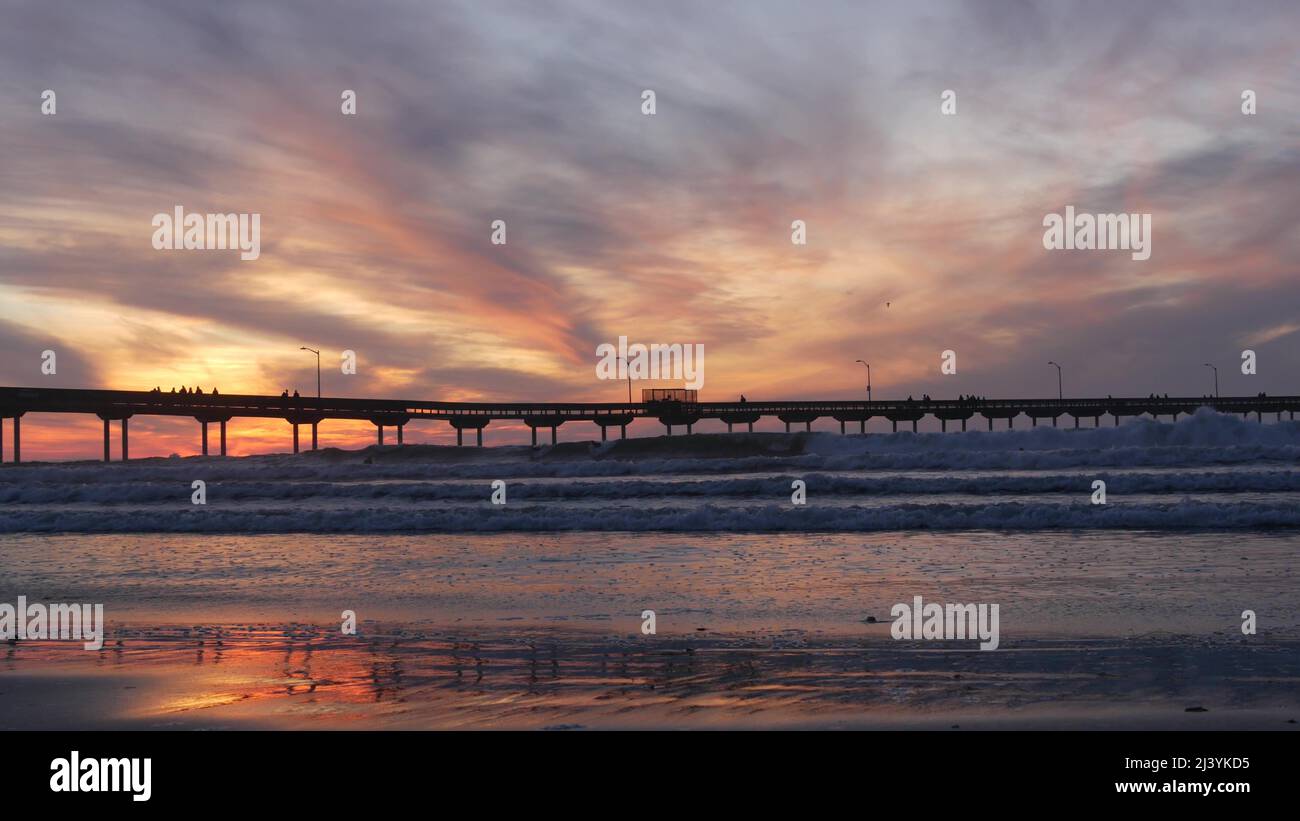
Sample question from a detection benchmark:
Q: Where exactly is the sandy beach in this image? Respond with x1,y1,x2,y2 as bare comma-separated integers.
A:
4,626,1297,730
3,421,1299,730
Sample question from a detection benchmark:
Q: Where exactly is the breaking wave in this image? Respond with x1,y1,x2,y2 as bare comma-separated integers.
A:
1,409,1296,533
2,500,1298,533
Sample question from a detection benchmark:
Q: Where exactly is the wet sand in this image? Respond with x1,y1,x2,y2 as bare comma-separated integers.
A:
3,626,1297,730
3,479,1298,729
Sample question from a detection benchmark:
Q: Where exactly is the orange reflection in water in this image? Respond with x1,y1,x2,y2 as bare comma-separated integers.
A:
6,624,1296,730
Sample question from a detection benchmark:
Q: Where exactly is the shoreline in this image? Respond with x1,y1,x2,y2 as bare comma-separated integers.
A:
4,626,1297,730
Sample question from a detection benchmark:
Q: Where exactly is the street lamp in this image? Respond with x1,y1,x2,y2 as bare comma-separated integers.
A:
855,360,872,402
616,356,633,403
300,347,321,399
1202,363,1218,398
1047,361,1062,401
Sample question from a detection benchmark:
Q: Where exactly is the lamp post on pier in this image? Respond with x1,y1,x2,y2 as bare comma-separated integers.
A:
1202,363,1218,398
300,347,321,399
855,360,872,402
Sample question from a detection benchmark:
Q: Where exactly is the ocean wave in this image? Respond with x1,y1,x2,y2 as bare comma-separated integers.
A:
2,469,1299,504
3,499,1299,533
0,409,1296,484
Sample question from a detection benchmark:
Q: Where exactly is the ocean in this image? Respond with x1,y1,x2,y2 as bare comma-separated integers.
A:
1,408,1297,729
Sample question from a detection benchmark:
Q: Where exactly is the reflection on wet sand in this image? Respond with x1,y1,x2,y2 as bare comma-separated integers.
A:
3,624,1298,730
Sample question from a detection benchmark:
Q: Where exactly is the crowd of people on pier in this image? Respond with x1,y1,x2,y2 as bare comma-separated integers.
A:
144,386,312,403
902,394,987,405
150,386,220,396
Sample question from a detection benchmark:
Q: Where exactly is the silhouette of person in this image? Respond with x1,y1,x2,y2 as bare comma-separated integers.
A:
740,394,746,403
293,390,300,398
282,390,289,398
212,387,219,395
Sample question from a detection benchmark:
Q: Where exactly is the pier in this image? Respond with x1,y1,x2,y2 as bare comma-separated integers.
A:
0,386,1294,462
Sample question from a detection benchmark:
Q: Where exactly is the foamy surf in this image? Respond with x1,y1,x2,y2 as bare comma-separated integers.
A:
1,409,1296,533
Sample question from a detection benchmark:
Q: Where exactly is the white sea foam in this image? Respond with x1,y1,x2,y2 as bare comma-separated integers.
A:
1,469,1299,505
0,410,1295,533
1,499,1298,533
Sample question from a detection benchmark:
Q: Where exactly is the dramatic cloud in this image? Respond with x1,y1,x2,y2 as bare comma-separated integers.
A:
1,0,1297,457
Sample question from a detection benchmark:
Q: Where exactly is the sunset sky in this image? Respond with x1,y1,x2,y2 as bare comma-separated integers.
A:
2,0,1298,458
